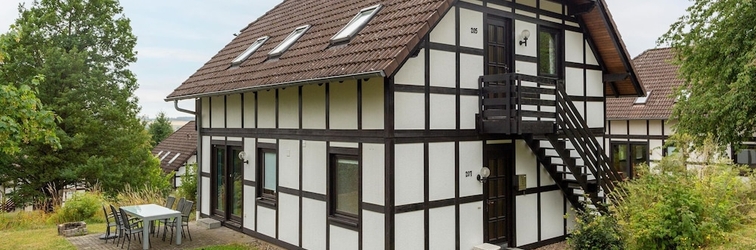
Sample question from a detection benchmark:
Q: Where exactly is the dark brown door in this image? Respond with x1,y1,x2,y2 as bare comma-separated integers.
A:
486,16,512,75
211,145,244,226
484,143,514,245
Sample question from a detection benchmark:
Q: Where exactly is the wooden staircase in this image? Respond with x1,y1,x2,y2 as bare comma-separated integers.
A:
478,73,625,212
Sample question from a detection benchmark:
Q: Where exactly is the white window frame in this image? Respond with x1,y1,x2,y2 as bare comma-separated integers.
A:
269,25,311,58
634,90,652,105
231,36,269,67
330,4,382,44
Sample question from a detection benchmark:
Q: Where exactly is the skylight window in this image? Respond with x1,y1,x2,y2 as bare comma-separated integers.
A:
269,25,311,58
331,4,382,44
231,36,269,67
168,153,181,164
634,90,652,105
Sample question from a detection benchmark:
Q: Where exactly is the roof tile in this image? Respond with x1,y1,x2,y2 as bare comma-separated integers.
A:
167,0,453,100
151,121,197,172
606,48,683,120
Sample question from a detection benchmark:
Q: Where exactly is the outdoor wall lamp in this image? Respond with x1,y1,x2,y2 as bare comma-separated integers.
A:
238,151,249,164
519,29,531,46
477,166,491,183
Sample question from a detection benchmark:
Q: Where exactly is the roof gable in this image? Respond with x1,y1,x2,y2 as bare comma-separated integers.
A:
569,0,645,97
167,0,453,100
152,121,197,172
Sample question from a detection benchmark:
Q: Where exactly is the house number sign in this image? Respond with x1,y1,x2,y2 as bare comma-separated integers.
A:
465,171,473,177
470,27,478,34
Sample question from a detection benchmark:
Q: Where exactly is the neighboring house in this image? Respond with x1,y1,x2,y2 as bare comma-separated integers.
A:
166,0,643,249
152,121,197,188
606,48,756,178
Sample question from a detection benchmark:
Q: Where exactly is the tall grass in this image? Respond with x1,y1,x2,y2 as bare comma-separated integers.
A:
0,210,52,231
113,184,166,207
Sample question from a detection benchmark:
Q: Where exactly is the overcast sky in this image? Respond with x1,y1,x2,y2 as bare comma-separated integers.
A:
0,0,691,119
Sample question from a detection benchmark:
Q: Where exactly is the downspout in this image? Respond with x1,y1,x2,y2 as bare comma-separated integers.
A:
173,100,200,220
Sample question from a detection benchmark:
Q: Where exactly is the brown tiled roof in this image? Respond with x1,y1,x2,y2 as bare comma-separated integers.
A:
606,48,683,120
152,121,197,172
166,0,642,100
166,0,453,100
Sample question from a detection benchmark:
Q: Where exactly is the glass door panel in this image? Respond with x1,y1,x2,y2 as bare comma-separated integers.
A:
230,147,244,219
214,147,226,215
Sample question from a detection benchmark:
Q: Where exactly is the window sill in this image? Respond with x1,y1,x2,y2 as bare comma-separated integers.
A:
256,197,277,209
328,215,358,229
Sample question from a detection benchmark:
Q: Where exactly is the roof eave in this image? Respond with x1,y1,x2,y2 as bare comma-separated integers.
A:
166,70,386,101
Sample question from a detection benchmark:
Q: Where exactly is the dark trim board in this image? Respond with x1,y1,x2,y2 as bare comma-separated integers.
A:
518,235,568,250
243,228,305,250
458,1,581,33
394,195,484,214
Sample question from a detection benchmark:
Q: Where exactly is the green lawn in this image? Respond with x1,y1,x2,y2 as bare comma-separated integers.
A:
0,220,256,250
0,225,77,249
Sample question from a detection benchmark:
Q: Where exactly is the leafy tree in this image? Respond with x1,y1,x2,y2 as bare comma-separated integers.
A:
0,29,60,156
659,0,756,148
147,112,173,147
0,0,168,204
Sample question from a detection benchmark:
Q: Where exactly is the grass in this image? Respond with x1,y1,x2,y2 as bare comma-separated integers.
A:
710,217,756,249
0,224,77,249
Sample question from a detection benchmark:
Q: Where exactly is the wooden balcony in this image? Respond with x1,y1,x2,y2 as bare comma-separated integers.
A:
477,73,561,135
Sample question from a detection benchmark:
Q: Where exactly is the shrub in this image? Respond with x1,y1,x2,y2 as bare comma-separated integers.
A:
177,163,198,202
612,136,756,250
50,192,102,223
567,203,624,250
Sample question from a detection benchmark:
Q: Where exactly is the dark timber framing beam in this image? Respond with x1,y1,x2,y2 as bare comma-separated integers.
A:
566,1,596,16
603,73,630,83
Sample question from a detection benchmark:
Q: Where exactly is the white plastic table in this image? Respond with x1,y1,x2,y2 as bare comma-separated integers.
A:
120,204,182,250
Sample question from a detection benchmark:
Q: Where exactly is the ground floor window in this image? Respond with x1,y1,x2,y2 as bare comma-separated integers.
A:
735,145,756,168
610,142,649,179
329,153,359,227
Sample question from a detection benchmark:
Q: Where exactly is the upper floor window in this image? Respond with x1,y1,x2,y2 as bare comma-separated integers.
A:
331,4,382,44
634,90,652,105
330,153,359,226
538,27,560,76
269,25,310,58
231,36,269,67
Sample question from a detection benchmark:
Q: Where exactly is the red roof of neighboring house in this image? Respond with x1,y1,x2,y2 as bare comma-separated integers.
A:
606,48,683,120
152,121,197,172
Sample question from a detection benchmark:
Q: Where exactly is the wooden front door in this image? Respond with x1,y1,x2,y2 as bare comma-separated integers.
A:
486,16,512,75
484,143,514,246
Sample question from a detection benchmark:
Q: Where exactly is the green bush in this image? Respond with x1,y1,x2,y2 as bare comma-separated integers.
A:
612,137,755,250
567,204,624,250
178,163,198,202
51,192,102,223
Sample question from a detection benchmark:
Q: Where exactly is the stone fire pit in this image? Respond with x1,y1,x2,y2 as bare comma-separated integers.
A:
58,221,87,237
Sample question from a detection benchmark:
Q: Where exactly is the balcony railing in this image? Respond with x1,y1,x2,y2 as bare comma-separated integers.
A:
477,73,560,135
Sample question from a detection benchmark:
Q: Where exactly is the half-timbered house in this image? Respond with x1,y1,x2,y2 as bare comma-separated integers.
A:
167,0,643,249
606,47,756,176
